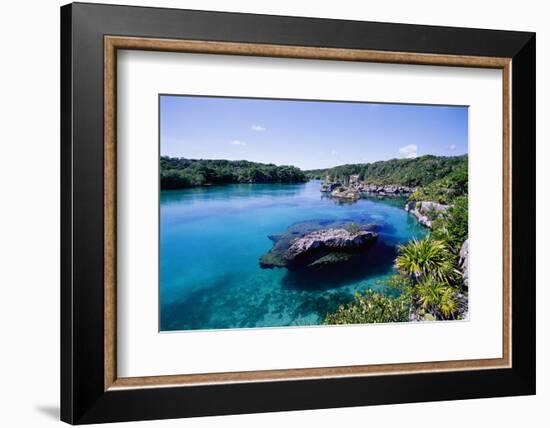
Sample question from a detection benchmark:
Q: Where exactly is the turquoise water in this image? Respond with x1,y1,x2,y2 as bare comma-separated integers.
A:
160,180,427,331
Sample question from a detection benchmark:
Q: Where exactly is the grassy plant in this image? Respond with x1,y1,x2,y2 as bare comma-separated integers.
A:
395,238,461,285
439,287,459,318
415,276,459,319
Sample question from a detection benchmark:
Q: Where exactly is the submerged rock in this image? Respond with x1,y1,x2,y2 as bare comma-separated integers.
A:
259,220,378,269
307,252,355,267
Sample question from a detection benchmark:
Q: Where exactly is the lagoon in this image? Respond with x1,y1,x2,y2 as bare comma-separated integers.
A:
160,180,427,331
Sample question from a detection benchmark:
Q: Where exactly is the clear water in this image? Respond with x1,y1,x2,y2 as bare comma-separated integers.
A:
160,180,427,331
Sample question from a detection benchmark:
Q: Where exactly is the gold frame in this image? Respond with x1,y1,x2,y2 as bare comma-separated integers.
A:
104,36,512,391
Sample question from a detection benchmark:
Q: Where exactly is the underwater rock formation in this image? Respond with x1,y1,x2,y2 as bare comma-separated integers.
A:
259,220,378,269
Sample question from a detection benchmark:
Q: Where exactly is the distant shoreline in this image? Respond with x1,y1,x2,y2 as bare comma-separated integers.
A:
160,180,312,191
160,154,467,191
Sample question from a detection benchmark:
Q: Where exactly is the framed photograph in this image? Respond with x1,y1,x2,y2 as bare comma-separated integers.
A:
61,2,535,424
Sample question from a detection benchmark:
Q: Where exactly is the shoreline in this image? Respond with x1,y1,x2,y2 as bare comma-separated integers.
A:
160,179,313,191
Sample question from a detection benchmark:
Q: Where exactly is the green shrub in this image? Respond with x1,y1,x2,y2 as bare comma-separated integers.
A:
324,290,411,325
424,205,440,221
377,274,414,293
407,162,468,204
431,196,468,252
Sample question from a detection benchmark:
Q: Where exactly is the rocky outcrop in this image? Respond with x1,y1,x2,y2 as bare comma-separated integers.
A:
360,184,416,195
259,220,378,269
459,239,469,287
284,228,377,262
320,180,416,197
456,291,469,320
405,200,449,228
320,182,339,193
331,188,360,200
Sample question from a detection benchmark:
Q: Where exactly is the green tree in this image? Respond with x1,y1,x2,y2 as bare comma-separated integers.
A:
305,154,467,188
160,156,307,189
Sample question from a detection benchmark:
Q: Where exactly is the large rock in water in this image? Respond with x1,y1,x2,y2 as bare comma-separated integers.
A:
259,220,378,269
331,188,360,200
284,229,377,262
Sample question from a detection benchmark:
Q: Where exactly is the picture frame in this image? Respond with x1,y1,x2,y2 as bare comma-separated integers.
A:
61,2,535,424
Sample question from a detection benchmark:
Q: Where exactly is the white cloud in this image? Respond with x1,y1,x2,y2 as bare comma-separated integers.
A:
231,140,247,146
330,149,338,156
398,144,418,159
448,144,457,151
251,124,266,132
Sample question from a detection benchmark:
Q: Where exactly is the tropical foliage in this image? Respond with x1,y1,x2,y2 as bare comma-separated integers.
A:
306,154,467,187
393,236,465,320
408,162,468,204
431,196,468,253
324,154,468,324
324,289,411,325
395,238,460,284
161,157,307,189
414,276,459,319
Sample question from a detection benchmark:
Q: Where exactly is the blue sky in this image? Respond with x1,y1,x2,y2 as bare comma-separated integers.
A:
160,95,468,170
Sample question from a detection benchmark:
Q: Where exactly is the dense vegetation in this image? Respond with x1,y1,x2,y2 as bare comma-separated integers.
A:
324,156,469,324
324,288,411,324
306,154,467,188
431,196,469,251
408,162,468,204
161,157,307,189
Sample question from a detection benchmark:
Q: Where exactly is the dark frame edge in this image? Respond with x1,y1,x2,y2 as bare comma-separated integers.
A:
61,3,74,425
510,33,536,394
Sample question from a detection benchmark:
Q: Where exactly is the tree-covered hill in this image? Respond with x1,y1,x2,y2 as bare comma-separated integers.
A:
161,157,307,189
305,155,467,188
